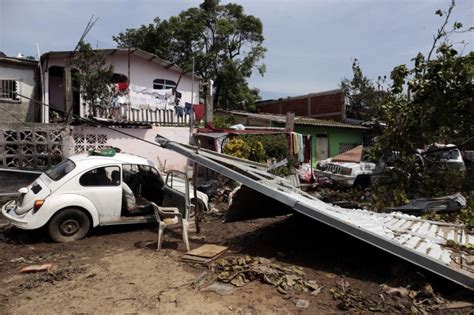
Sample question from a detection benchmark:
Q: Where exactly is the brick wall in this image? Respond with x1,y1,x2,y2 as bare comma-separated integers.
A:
257,90,344,121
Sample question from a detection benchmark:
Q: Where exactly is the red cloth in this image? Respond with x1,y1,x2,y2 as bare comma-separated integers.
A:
193,103,205,122
117,82,128,91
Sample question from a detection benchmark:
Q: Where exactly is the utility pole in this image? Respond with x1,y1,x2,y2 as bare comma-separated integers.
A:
205,79,213,127
189,56,195,143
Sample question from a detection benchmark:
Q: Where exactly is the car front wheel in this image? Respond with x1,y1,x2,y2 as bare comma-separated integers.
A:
48,208,91,242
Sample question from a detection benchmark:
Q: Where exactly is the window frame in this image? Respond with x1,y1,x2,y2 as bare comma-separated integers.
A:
45,159,76,181
153,79,176,90
0,79,20,102
79,165,121,187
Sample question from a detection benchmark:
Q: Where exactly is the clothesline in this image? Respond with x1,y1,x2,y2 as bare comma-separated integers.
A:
109,83,205,122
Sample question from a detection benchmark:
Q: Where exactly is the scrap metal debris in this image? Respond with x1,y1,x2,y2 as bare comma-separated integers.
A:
391,193,467,215
156,136,474,289
209,255,323,296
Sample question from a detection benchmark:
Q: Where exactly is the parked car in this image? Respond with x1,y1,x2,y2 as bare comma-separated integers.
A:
315,159,375,188
314,145,375,188
1,151,208,242
372,146,466,185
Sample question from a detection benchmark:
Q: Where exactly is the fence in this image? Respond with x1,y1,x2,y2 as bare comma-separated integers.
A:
88,103,192,126
0,123,66,170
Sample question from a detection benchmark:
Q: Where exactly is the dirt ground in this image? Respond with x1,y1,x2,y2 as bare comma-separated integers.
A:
0,174,473,314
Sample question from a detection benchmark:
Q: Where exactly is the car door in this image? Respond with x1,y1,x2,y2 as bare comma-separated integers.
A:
162,171,187,214
78,165,122,223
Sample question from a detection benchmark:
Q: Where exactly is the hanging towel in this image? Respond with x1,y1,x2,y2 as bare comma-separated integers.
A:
175,106,184,117
298,134,304,162
293,133,298,154
304,135,311,163
118,82,128,91
184,102,193,116
193,104,205,122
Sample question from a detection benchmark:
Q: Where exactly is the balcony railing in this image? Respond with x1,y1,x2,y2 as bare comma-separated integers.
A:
86,103,192,126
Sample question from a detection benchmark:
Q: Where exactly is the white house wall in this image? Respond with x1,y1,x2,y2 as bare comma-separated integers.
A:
69,125,191,172
0,63,38,122
44,51,199,122
106,53,199,104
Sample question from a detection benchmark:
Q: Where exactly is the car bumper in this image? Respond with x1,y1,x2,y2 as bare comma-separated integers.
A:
314,170,355,187
1,200,34,229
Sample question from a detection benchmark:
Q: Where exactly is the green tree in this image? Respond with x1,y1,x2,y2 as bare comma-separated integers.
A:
340,59,388,122
67,41,115,117
371,0,474,203
113,0,266,109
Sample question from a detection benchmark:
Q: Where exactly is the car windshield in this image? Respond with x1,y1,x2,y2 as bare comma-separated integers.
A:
45,159,76,181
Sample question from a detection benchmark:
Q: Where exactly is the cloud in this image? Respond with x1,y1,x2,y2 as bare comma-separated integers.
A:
1,0,472,99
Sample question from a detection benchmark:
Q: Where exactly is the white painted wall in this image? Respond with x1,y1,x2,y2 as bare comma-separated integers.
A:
0,63,37,122
44,50,199,122
69,125,191,172
106,53,198,104
0,65,35,96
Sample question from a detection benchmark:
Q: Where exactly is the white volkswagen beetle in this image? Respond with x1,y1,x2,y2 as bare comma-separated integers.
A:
1,150,208,242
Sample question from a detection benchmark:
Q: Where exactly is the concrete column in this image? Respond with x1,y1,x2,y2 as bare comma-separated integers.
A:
64,67,72,119
43,70,50,123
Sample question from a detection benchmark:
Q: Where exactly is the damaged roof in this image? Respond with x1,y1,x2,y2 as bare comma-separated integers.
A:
41,48,197,78
156,135,474,290
218,110,368,130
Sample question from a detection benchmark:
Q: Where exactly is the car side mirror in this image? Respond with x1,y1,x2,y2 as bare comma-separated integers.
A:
18,187,28,194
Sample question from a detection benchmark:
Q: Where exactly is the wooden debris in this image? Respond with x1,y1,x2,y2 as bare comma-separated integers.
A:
181,244,228,264
20,263,53,273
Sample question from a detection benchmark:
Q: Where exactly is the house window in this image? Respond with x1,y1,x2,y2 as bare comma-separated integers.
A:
153,79,176,90
339,143,358,154
0,80,20,101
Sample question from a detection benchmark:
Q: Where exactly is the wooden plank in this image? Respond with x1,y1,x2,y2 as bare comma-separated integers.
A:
186,244,228,258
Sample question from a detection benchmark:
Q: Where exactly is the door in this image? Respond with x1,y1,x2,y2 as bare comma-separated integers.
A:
163,171,188,215
316,135,329,160
78,165,122,222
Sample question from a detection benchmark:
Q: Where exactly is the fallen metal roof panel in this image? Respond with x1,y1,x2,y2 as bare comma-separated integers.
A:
155,135,474,289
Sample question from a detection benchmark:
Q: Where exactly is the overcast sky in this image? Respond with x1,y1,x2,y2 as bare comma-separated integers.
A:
1,0,472,99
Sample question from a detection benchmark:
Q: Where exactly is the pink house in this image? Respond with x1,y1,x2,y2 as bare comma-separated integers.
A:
39,48,201,172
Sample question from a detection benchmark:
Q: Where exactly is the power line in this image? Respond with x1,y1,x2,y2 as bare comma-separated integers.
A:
0,87,169,150
0,105,29,126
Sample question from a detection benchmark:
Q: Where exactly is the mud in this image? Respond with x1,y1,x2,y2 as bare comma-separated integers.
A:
0,204,473,314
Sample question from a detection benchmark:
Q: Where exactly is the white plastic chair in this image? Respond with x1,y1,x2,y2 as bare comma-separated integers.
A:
150,202,190,252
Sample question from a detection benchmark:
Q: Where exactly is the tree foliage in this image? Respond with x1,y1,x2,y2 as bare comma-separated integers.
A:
222,134,289,163
67,41,115,116
340,59,387,121
113,0,266,110
370,0,474,203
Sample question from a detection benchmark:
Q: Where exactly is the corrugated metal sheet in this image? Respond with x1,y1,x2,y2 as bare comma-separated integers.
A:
218,110,368,130
156,135,474,289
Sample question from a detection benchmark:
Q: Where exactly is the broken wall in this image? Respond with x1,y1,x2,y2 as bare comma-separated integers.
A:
69,125,191,172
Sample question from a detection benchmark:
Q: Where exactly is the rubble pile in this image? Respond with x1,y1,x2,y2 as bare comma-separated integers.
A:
209,255,323,296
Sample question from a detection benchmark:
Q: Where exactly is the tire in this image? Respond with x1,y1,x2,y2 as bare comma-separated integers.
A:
48,208,91,242
353,175,371,190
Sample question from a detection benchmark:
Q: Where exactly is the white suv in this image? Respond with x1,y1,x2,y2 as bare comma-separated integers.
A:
315,159,376,188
